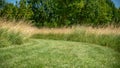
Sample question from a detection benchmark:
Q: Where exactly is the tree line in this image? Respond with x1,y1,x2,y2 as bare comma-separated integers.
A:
0,0,120,27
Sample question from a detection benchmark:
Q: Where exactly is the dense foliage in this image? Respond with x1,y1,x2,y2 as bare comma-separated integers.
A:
0,0,120,27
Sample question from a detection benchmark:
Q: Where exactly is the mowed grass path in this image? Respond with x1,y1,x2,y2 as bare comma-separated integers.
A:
0,39,120,68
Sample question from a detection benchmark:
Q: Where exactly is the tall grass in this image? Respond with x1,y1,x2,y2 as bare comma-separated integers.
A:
0,28,25,47
0,19,120,52
0,20,39,37
32,26,120,52
0,20,36,47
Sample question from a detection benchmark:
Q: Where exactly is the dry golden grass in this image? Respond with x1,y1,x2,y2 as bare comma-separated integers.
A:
0,20,39,37
38,28,73,34
73,26,120,35
0,20,120,36
0,20,72,36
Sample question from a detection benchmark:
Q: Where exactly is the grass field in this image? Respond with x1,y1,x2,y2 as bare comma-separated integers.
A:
0,20,120,68
0,39,120,68
32,29,120,52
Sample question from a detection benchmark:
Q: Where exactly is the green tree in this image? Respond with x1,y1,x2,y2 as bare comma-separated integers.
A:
0,3,17,19
0,0,6,9
17,0,33,20
0,0,119,27
115,8,120,24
